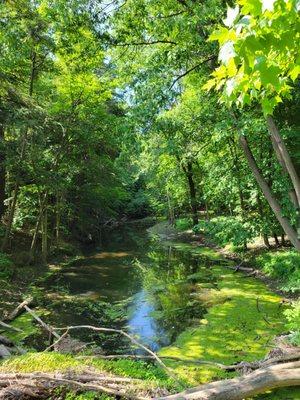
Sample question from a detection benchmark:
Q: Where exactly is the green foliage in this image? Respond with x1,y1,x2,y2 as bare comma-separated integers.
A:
175,218,193,231
206,0,300,115
64,391,111,400
193,216,256,247
0,252,14,279
256,251,300,292
284,300,300,346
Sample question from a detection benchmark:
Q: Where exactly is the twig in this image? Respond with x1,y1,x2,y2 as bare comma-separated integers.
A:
43,328,69,352
24,305,60,339
170,56,215,88
53,325,180,383
5,297,33,322
0,321,23,332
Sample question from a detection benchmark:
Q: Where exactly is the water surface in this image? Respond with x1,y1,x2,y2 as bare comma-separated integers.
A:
40,223,213,352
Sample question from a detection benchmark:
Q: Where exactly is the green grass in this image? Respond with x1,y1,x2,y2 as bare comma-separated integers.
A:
0,352,177,389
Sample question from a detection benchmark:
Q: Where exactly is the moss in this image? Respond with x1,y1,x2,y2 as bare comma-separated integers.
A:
7,313,41,344
88,358,176,387
159,260,286,385
0,353,82,373
0,353,177,388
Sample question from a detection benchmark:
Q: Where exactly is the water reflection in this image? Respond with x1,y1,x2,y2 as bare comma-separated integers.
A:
41,224,215,352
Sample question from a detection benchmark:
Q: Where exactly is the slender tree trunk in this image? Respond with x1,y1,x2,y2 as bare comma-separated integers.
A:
205,202,210,221
55,193,61,243
29,192,47,262
281,233,286,246
185,162,198,226
239,135,300,251
0,124,6,219
273,232,280,247
29,50,36,97
257,194,270,248
42,206,48,264
1,181,19,251
267,116,300,207
166,188,175,226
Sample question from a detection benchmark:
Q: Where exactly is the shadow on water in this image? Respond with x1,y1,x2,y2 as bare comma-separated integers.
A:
37,224,216,353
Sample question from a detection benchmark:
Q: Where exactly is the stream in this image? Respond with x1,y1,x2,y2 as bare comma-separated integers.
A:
11,222,285,360
32,223,211,352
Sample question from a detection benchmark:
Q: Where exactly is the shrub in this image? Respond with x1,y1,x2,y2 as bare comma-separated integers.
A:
284,301,300,346
175,218,193,231
0,252,14,279
193,216,256,247
256,251,300,293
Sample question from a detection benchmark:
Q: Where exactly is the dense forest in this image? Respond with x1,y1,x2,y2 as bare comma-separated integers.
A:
0,0,299,399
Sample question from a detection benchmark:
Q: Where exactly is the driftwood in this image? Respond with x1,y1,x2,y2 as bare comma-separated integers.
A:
53,325,179,382
4,297,33,322
0,335,14,347
77,351,300,372
77,354,227,369
0,358,299,399
0,344,11,358
156,361,300,400
0,320,23,332
0,371,153,400
24,305,60,340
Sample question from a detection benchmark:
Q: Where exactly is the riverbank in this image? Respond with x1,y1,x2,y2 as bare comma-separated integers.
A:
148,220,300,398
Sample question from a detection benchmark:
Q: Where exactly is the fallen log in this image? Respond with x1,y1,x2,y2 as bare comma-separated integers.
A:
0,371,150,400
156,361,300,400
0,335,14,347
0,320,23,332
0,344,11,358
77,351,300,372
53,325,179,383
24,305,60,340
77,354,227,369
4,297,33,322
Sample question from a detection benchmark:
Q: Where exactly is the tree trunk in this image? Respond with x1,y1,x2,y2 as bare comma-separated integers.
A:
1,181,19,251
239,135,300,251
29,192,47,262
267,116,300,208
166,188,175,226
55,192,61,243
184,162,198,226
273,232,280,247
157,361,300,400
0,124,6,220
257,194,270,248
205,202,210,221
41,206,48,264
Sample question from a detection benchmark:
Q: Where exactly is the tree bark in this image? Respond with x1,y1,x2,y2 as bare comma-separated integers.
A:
166,187,175,226
239,135,300,251
157,361,300,400
29,192,47,262
1,180,19,251
183,162,198,225
0,124,6,220
41,205,48,264
267,116,300,208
